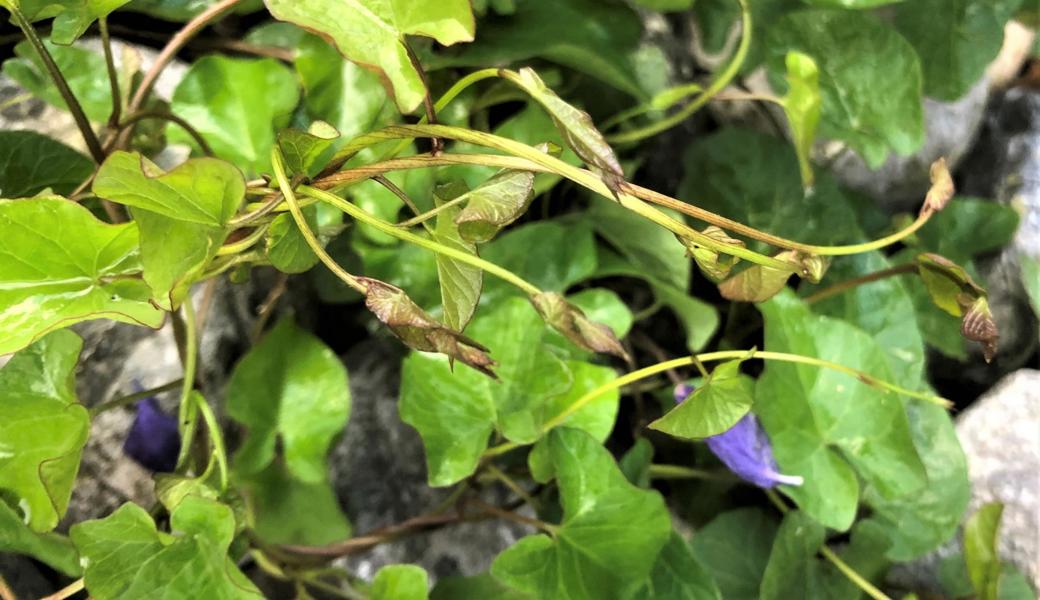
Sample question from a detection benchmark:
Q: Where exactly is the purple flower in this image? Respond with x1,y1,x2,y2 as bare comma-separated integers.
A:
674,384,803,489
123,396,180,472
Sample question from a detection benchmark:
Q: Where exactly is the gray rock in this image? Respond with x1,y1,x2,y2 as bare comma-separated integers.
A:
955,369,1040,589
330,340,530,582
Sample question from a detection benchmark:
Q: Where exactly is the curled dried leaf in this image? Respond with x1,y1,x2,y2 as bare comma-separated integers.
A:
923,157,954,213
361,277,496,377
718,251,803,303
800,254,830,284
915,253,998,361
530,291,630,361
502,68,625,199
683,226,745,282
961,297,998,362
454,169,536,243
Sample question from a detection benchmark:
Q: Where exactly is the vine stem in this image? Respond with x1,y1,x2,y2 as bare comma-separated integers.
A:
395,194,468,228
113,110,215,156
765,490,893,600
298,184,544,296
648,464,734,481
193,393,229,491
217,224,268,256
482,349,950,460
174,297,200,472
803,263,917,304
89,379,184,417
271,148,368,295
607,0,751,144
41,577,84,600
98,16,122,128
9,6,104,162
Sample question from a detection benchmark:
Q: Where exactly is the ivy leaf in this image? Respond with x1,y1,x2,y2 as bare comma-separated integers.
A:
236,462,351,547
433,182,482,331
767,10,924,168
0,196,164,355
93,151,245,307
539,360,620,443
649,357,755,440
276,120,339,179
491,428,671,600
755,291,927,531
630,532,722,600
781,51,821,190
0,501,81,576
0,131,92,198
454,169,536,244
431,574,533,600
3,40,113,121
372,565,429,600
226,318,350,483
70,497,263,599
964,503,1004,600
864,402,970,560
895,0,1024,101
690,508,779,600
264,0,474,113
171,56,299,174
0,330,88,532
503,68,625,197
433,0,647,98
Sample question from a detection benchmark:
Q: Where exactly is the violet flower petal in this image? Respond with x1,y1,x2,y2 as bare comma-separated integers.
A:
123,397,181,472
704,414,803,489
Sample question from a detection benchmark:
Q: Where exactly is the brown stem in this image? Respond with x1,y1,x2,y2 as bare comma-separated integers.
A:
403,42,442,154
113,110,215,156
89,379,185,417
98,17,122,128
277,511,486,558
251,273,289,342
803,263,917,305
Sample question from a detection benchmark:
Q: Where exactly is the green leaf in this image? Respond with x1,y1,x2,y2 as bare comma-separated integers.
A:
864,402,970,560
0,501,80,576
767,9,924,167
491,428,671,600
540,360,620,443
649,357,755,439
690,508,779,600
276,120,339,179
433,183,482,331
755,291,927,531
632,0,694,10
94,151,244,226
482,220,597,299
629,532,722,600
226,318,350,482
266,211,317,274
170,56,299,174
71,497,263,599
399,351,495,487
619,438,654,488
965,502,1004,600
781,51,821,190
372,565,429,600
588,198,689,290
237,462,351,547
912,198,1021,263
454,169,536,244
431,573,533,600
3,40,112,122
800,0,901,7
502,68,624,194
434,0,648,98
894,0,1024,101
718,255,799,303
0,131,93,198
758,511,826,600
18,0,132,44
0,330,87,532
1022,255,1040,319
0,196,164,355
264,0,474,113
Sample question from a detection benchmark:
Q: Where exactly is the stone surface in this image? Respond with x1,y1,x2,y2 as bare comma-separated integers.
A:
330,340,530,582
956,369,1040,588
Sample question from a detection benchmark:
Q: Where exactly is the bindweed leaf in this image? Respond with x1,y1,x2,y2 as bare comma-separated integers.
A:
691,508,779,600
502,68,625,198
71,498,263,599
530,291,629,360
226,318,350,482
686,226,745,283
491,428,671,600
0,131,93,198
372,565,429,600
590,198,689,290
3,40,114,122
362,277,496,377
276,120,340,179
0,330,88,532
650,356,755,440
433,182,482,332
630,532,722,600
11,0,132,44
431,573,533,600
781,51,821,191
236,462,351,547
718,252,800,303
0,196,164,355
264,0,474,113
454,169,536,243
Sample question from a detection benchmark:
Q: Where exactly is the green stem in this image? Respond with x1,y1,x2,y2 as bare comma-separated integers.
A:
607,0,752,144
329,126,793,271
89,379,184,417
98,17,122,128
395,194,468,228
271,148,368,294
298,184,543,296
174,298,199,472
192,393,229,492
217,224,269,256
10,6,104,162
116,110,215,156
485,464,538,508
648,464,733,481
